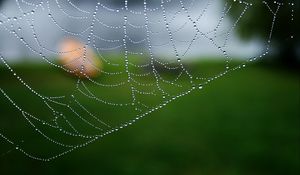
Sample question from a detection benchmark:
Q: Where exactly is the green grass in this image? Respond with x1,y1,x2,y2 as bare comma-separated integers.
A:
0,61,299,175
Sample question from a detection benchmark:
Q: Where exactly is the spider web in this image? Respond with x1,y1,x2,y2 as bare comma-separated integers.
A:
0,0,295,161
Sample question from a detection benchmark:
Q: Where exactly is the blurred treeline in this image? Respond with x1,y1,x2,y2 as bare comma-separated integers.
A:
224,0,299,68
0,0,299,67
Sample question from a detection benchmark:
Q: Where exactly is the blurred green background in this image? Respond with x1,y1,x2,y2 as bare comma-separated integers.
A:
0,0,299,175
0,61,299,175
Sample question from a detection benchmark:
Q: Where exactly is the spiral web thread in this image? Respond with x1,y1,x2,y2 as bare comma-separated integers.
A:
0,0,295,161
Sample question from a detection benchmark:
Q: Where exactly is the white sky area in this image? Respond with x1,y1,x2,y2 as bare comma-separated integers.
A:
0,0,263,61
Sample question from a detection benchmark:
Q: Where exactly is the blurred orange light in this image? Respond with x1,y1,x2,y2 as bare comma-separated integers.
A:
59,38,102,78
